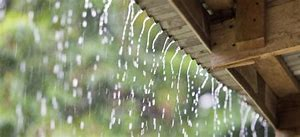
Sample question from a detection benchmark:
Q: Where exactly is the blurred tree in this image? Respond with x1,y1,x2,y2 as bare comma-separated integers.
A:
0,0,274,137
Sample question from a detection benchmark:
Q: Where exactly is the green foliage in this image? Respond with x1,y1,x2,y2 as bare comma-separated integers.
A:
0,0,274,136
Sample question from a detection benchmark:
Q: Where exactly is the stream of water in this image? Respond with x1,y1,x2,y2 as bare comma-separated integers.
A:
0,0,274,136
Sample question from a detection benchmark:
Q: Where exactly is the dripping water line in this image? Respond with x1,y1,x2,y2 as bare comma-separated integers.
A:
251,113,259,137
130,9,143,26
121,0,135,47
201,72,209,89
161,36,170,56
170,47,180,76
129,9,144,46
162,40,175,81
151,30,163,53
136,16,150,57
186,60,193,93
145,22,157,53
177,54,187,91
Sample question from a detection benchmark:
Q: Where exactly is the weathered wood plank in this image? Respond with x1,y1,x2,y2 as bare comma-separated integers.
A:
235,66,260,94
177,36,202,48
160,16,186,30
168,25,191,36
137,0,168,9
255,56,300,97
183,45,206,54
235,0,265,50
210,0,300,70
195,56,210,65
153,12,179,21
210,19,235,52
228,68,277,128
265,86,277,122
145,4,174,17
169,0,211,51
173,31,195,40
137,0,286,132
275,130,296,137
189,50,209,59
204,0,233,10
277,93,300,131
211,69,229,77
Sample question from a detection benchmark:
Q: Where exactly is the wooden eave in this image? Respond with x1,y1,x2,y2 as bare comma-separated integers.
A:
136,0,300,136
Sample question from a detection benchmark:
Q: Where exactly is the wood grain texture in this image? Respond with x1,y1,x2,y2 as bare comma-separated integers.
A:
210,0,300,69
236,0,265,43
255,56,300,97
228,68,277,128
277,93,300,134
204,0,233,10
169,0,211,51
136,0,300,134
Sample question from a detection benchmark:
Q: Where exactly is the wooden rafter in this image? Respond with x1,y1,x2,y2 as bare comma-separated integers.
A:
168,0,211,51
228,67,277,127
277,93,300,134
255,56,300,97
235,0,265,50
170,0,300,135
137,0,300,135
210,0,300,70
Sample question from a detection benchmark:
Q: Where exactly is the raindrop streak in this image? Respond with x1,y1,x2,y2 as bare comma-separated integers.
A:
177,54,187,92
251,113,260,137
145,22,157,53
99,0,112,35
151,30,163,53
240,101,252,137
161,36,170,57
137,17,150,57
170,47,180,88
5,0,272,136
128,9,143,55
130,9,143,44
186,60,193,93
162,40,175,81
121,0,134,48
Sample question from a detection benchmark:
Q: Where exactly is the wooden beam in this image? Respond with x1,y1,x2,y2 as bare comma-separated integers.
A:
235,0,265,50
228,67,277,128
235,66,261,94
210,0,300,69
136,0,168,9
277,93,300,134
204,0,233,10
255,56,300,97
275,130,297,137
168,0,211,51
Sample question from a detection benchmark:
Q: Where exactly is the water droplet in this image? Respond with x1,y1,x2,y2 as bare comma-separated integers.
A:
80,121,85,129
40,98,47,116
67,115,73,124
50,120,55,130
73,78,78,87
82,20,87,28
